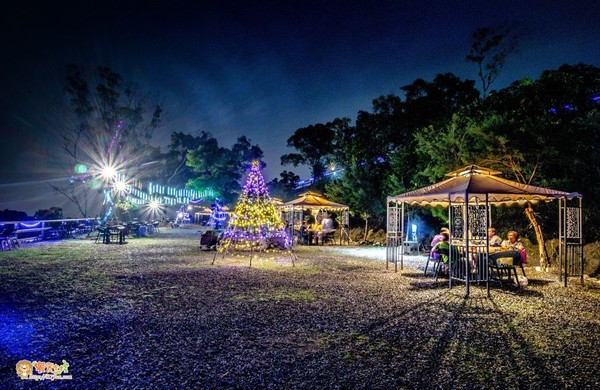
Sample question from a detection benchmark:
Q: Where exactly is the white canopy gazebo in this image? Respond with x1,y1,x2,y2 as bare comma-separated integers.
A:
277,191,350,245
387,165,583,296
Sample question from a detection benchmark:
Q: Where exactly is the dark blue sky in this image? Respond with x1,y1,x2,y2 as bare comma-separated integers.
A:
1,0,599,215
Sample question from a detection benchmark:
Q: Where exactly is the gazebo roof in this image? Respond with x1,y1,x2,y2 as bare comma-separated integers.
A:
388,165,581,206
277,191,349,211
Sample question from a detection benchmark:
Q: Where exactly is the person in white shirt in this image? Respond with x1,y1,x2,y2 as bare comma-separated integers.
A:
488,227,502,246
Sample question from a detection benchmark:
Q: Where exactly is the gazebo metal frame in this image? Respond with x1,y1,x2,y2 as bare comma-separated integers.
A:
386,165,583,297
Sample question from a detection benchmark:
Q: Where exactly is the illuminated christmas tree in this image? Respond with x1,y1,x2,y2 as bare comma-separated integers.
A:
208,197,227,229
218,161,290,253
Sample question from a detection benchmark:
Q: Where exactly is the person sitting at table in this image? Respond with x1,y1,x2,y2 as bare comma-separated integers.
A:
430,227,449,260
321,215,334,234
497,230,527,265
488,227,502,246
298,221,308,245
310,221,322,245
319,214,335,243
432,232,450,275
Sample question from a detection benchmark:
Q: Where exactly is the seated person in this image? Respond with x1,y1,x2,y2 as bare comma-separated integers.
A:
502,230,525,251
310,222,322,244
298,222,308,245
430,227,449,260
493,230,527,265
432,232,450,274
488,227,502,246
321,216,334,234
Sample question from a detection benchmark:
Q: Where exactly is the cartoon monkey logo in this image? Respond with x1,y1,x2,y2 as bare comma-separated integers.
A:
16,360,33,379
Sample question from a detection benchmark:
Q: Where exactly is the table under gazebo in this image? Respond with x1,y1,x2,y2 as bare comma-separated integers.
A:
386,165,583,296
276,191,350,246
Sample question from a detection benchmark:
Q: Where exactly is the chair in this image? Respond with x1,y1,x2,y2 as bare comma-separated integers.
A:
489,253,526,288
321,231,336,245
433,248,450,281
94,227,107,243
0,229,19,251
425,247,449,280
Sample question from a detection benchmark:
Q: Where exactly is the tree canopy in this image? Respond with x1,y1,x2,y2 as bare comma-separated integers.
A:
185,132,264,205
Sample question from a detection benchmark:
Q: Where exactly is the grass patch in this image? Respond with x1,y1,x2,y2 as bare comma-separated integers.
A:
233,287,318,302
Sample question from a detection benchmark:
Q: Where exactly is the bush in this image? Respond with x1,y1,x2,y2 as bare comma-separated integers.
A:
368,229,386,245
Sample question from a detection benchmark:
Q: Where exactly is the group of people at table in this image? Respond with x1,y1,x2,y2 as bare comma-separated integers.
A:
430,226,527,273
297,216,335,245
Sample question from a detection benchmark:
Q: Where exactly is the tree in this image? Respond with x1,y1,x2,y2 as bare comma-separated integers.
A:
268,170,300,201
54,65,163,217
390,73,480,191
326,159,386,241
165,132,206,186
281,119,344,180
186,132,264,205
34,207,63,220
466,26,519,97
481,64,600,248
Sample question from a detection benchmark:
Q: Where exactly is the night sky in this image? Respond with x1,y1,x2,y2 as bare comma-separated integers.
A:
1,0,599,216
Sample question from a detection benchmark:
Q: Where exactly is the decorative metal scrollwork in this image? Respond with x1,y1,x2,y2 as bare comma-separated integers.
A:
566,207,580,238
387,205,399,233
468,205,487,240
451,205,463,238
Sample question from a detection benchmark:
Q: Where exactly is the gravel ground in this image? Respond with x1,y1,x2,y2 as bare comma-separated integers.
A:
1,226,599,389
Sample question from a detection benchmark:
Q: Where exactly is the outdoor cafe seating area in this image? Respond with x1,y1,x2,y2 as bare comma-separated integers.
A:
0,218,164,249
276,191,351,247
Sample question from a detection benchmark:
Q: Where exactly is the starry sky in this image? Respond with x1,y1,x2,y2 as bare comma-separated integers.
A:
1,0,599,216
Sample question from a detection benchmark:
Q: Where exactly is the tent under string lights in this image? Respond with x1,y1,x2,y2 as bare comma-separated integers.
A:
386,165,583,296
276,191,351,246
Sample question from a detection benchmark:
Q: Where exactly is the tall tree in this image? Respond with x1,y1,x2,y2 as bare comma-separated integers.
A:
186,133,263,205
268,170,300,201
416,64,600,263
166,132,205,186
55,65,163,217
281,119,344,180
466,26,519,97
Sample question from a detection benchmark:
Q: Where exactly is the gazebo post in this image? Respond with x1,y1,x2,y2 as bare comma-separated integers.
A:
486,193,490,298
579,197,584,287
465,190,470,298
559,198,563,284
448,198,453,289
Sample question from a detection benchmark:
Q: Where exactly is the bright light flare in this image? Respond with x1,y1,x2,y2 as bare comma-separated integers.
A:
149,200,160,210
113,179,128,193
100,165,117,180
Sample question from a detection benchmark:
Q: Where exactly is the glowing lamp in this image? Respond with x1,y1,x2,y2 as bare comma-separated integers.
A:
114,180,127,192
101,165,117,180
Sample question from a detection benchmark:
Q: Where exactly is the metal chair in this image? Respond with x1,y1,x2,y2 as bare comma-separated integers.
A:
489,252,526,288
425,247,449,279
94,227,107,243
433,247,450,281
